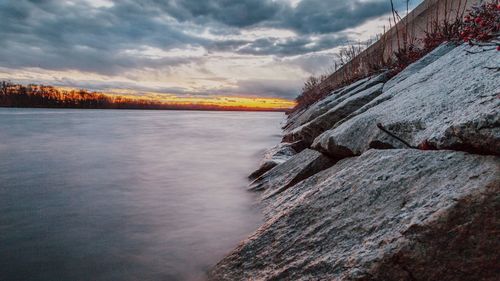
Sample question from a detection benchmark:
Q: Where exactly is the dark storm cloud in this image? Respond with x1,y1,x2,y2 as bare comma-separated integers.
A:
235,34,350,56
148,0,283,27
145,0,396,34
284,53,339,74
206,33,349,57
0,0,209,75
280,0,392,34
0,0,396,65
0,0,416,97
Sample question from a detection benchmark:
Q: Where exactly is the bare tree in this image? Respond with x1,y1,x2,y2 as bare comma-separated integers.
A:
301,76,321,93
335,43,364,66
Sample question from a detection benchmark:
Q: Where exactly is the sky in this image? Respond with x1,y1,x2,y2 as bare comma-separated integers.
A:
0,0,423,101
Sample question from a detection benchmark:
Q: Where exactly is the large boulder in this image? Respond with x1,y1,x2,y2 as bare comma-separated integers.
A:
210,149,500,281
383,42,457,92
335,71,389,98
282,87,346,133
313,44,500,157
283,72,390,134
284,83,384,145
249,149,335,200
336,42,459,126
248,142,300,180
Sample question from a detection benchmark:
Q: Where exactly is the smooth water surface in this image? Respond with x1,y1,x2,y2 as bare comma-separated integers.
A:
0,108,284,281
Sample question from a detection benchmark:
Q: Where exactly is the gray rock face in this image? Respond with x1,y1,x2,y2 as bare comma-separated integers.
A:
283,108,307,130
283,72,390,134
282,88,345,133
284,83,384,145
215,43,499,281
336,71,389,98
335,43,459,127
210,149,500,281
383,42,457,92
314,44,500,157
249,149,335,200
249,142,298,180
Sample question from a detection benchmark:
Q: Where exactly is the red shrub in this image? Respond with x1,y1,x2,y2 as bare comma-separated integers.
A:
460,1,500,48
291,1,500,114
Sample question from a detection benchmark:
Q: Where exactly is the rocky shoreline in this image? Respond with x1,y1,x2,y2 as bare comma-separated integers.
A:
210,43,499,280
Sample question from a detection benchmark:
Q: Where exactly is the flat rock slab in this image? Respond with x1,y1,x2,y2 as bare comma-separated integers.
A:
284,83,384,145
282,87,345,133
249,142,299,180
249,149,335,199
283,72,389,134
313,44,500,157
336,71,389,99
383,42,457,92
210,149,500,281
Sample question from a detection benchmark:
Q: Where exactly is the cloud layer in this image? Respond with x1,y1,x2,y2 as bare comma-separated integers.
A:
0,0,421,98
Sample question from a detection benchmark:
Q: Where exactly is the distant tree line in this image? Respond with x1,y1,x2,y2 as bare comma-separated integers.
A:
0,81,284,112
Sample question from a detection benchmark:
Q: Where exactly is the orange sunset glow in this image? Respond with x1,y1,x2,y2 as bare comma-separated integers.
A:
1,82,296,111
56,85,297,110
105,91,297,111
0,0,415,112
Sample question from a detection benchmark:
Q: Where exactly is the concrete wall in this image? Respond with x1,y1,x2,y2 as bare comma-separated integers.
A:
310,0,478,98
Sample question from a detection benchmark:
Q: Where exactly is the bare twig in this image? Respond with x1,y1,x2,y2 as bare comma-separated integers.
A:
377,123,417,149
484,66,500,71
465,46,497,54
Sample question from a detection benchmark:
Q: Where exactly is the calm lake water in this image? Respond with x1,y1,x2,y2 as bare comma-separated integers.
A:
0,108,284,281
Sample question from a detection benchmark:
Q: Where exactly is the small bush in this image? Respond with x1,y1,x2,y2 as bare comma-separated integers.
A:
291,0,500,114
460,1,500,48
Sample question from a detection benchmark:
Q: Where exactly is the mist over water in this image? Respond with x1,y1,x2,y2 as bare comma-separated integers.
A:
0,108,284,281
